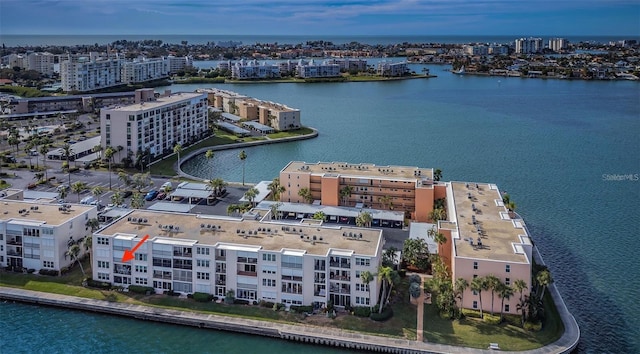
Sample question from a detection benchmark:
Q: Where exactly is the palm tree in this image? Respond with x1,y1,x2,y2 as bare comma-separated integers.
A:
86,218,100,233
514,279,528,326
130,192,145,209
110,191,124,206
297,187,313,203
434,168,442,181
506,201,517,218
118,171,132,189
205,149,214,160
174,143,183,168
93,144,103,160
71,181,87,202
91,186,105,200
470,276,488,318
428,207,446,223
361,270,374,310
39,144,50,180
497,283,514,322
377,266,393,313
226,204,237,216
536,269,553,298
378,195,392,210
267,177,285,201
244,187,259,207
206,177,227,197
269,202,282,220
58,185,68,201
312,211,326,221
83,234,93,265
339,185,353,206
485,275,502,316
356,211,372,227
61,143,74,186
238,150,247,185
454,277,469,311
66,243,85,276
104,146,116,190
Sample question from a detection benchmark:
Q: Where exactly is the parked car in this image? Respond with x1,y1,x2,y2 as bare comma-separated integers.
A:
161,181,172,190
122,190,133,198
145,190,158,201
156,192,166,200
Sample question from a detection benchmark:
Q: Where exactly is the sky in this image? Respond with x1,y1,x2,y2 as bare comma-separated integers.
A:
0,0,638,36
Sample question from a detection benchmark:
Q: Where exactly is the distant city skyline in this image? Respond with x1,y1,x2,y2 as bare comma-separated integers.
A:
0,0,638,37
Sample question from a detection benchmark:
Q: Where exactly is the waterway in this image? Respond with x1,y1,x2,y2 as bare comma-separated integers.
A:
2,65,639,353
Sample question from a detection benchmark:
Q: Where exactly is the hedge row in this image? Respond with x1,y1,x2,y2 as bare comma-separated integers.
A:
39,269,59,276
290,305,313,314
193,292,213,302
370,307,394,321
86,278,112,289
461,308,483,318
483,313,501,325
128,285,154,294
353,306,371,317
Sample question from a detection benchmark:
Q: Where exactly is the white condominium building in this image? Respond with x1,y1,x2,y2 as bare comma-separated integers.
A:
296,59,341,78
100,89,208,160
61,57,123,92
0,200,97,273
231,59,281,80
515,37,543,54
165,55,193,74
122,57,169,84
92,210,382,308
548,38,568,52
27,52,56,76
376,61,409,77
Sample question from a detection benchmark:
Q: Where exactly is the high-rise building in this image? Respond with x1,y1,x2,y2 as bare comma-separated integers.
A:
60,56,123,92
515,37,543,54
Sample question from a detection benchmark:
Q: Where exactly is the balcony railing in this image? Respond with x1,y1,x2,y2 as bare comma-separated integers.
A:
329,261,351,269
237,270,257,277
7,239,22,245
173,251,193,258
330,275,351,281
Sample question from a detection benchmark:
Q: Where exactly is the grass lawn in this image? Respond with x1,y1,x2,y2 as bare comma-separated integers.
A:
267,127,315,139
423,292,563,350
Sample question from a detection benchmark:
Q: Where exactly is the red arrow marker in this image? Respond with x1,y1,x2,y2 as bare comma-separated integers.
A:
121,234,149,262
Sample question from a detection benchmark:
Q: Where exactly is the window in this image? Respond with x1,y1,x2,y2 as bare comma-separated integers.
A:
473,261,478,270
262,253,276,262
355,270,361,278
262,279,276,287
42,261,55,268
197,272,210,280
355,297,370,305
97,237,109,245
505,304,510,312
97,261,110,269
135,265,147,273
197,259,210,268
135,253,147,261
196,247,210,255
355,258,370,266
505,264,511,273
135,277,148,285
473,301,478,309
356,283,369,292
97,272,109,280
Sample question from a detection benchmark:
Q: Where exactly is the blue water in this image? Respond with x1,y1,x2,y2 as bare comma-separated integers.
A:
2,65,639,353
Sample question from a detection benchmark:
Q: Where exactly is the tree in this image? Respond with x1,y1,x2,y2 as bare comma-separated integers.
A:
83,233,93,265
402,238,430,271
378,195,393,210
131,172,154,192
118,171,132,189
130,192,145,209
339,185,353,205
39,144,50,180
238,150,247,186
470,276,488,318
536,269,553,298
205,149,214,160
454,277,469,311
86,218,100,233
428,207,446,223
174,143,183,168
66,243,85,276
382,247,398,268
71,181,87,202
206,177,227,197
355,211,372,227
312,211,326,221
104,146,116,189
497,283,514,322
267,177,285,201
91,186,105,200
361,270,374,309
243,187,259,207
269,202,282,220
58,185,68,201
514,279,528,326
377,266,396,313
428,227,447,248
110,191,124,206
61,143,74,186
485,274,501,316
298,187,313,203
434,168,442,181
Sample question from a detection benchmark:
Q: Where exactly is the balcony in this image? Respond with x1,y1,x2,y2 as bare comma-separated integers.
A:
173,251,193,258
330,274,351,282
237,270,257,277
329,261,351,269
7,238,22,246
7,251,22,257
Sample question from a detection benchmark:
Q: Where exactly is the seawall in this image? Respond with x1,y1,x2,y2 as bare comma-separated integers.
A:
0,284,579,354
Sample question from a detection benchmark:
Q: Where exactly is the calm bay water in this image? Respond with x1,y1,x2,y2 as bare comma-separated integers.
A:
1,64,638,353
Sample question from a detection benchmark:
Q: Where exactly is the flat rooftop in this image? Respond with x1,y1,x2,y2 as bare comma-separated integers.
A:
451,182,530,263
282,161,433,181
97,210,382,257
107,92,205,112
0,200,95,226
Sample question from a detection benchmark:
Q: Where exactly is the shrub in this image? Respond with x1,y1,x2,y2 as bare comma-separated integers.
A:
233,299,250,305
27,268,36,274
260,300,275,308
398,269,407,278
504,314,521,327
461,308,483,318
353,306,371,317
193,292,213,302
370,307,394,321
408,274,422,285
68,167,80,173
524,321,543,331
86,278,112,289
128,285,154,294
290,305,313,313
38,269,59,276
483,313,502,324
